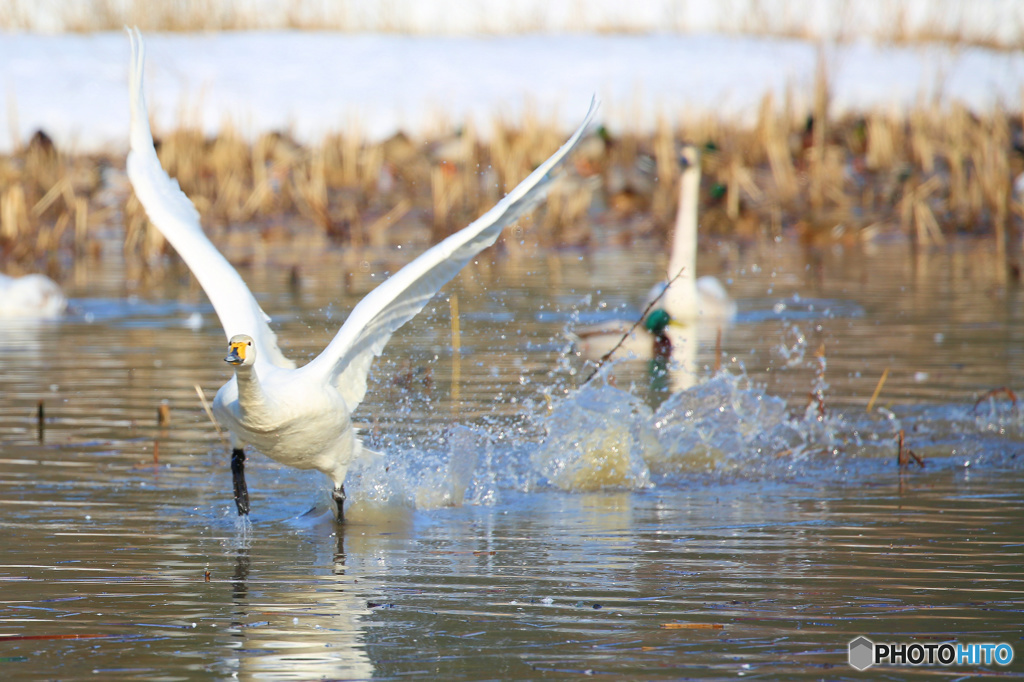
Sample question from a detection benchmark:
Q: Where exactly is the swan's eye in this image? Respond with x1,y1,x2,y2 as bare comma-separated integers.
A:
247,341,252,346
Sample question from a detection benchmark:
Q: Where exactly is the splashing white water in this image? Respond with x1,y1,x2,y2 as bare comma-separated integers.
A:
531,384,655,492
338,361,1024,514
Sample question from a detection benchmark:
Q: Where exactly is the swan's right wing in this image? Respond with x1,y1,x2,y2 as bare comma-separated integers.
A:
125,28,293,370
304,99,598,411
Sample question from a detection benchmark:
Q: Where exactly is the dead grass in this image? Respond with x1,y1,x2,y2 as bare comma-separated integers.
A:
0,131,107,276
2,85,1024,280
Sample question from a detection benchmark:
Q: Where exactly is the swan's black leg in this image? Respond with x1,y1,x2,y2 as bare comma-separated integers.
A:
332,484,346,523
231,447,250,516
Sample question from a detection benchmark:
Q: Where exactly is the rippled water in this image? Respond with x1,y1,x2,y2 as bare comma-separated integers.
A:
1,238,1022,679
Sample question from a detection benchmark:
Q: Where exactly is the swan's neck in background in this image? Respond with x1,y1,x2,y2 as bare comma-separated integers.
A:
668,164,700,287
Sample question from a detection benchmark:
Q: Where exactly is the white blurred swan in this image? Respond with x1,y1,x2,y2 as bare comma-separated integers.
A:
0,273,67,319
649,144,735,322
126,28,596,521
571,146,731,390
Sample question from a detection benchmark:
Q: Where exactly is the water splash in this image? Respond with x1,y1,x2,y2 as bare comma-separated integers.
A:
347,362,1024,510
775,323,808,368
649,373,810,476
531,384,654,491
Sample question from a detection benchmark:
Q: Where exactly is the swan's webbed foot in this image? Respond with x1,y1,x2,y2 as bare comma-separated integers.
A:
332,485,346,524
231,447,250,516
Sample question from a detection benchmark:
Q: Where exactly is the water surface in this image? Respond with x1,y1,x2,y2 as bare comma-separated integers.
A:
1,238,1022,679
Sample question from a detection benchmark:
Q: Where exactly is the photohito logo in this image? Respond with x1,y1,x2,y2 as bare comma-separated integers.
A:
848,637,1014,670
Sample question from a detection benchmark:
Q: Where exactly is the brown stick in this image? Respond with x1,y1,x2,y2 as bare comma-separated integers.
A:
582,266,687,386
866,367,889,412
713,327,722,373
972,386,1017,412
157,399,170,427
450,293,461,403
897,429,925,469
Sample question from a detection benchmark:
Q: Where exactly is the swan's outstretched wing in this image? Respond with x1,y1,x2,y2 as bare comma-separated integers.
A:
304,98,598,411
125,28,294,371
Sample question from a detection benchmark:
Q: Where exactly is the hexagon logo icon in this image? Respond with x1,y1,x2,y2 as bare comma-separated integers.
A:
848,636,875,670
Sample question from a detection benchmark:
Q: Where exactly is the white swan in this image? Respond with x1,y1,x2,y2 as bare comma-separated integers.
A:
650,144,735,322
571,146,732,389
0,273,67,319
126,28,595,521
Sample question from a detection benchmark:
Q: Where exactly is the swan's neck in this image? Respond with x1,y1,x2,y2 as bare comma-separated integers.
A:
667,162,700,288
233,364,265,410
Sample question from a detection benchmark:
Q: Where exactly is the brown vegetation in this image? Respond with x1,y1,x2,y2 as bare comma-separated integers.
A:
2,79,1023,279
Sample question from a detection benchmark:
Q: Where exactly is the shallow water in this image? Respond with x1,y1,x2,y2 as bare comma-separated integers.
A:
1,238,1023,679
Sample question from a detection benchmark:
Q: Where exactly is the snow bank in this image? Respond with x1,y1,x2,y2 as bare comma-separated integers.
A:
1,31,1021,154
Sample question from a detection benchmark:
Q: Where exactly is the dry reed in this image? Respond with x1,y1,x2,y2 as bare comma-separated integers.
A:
3,79,1024,279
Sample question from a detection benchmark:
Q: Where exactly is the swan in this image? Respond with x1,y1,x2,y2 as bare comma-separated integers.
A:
651,144,736,322
571,146,731,388
125,28,595,522
0,273,67,319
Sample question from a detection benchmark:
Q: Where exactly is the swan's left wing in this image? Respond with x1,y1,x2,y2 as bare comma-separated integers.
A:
304,98,598,411
125,28,294,371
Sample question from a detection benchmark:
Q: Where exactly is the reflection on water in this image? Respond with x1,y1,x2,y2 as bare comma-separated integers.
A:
1,238,1023,678
222,534,375,680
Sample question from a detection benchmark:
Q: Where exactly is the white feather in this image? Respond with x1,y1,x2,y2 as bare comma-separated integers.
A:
126,29,294,371
125,28,596,503
304,101,596,410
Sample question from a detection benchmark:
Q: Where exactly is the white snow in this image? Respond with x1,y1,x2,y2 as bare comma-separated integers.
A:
1,31,1023,154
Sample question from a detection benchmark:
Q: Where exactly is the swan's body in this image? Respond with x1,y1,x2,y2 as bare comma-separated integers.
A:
0,273,66,319
126,29,595,520
650,145,735,322
214,333,357,487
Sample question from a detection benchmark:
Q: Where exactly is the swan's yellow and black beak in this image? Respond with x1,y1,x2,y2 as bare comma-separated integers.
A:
225,340,247,365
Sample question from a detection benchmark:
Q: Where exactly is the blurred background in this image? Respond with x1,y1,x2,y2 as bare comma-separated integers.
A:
0,0,1022,276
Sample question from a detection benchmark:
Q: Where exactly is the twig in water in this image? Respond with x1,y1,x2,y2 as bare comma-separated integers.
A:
157,399,170,427
897,429,925,469
194,384,227,447
581,266,687,386
866,367,889,412
713,327,722,373
662,622,725,630
450,293,461,403
36,400,44,443
972,386,1017,413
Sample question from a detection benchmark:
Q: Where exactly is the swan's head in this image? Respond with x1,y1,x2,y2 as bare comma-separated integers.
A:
645,309,672,336
225,334,256,367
